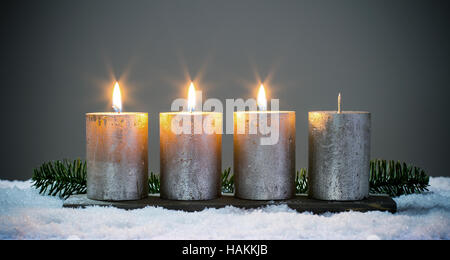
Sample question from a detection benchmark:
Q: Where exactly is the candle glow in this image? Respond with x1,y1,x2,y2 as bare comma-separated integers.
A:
112,82,122,113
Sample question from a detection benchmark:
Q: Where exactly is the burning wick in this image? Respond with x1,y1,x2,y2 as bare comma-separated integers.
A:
338,92,342,114
112,82,122,113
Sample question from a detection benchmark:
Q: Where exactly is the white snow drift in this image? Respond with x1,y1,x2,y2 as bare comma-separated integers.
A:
0,177,449,240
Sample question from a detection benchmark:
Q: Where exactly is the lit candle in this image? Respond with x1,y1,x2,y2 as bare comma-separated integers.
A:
86,82,148,201
234,84,296,200
160,82,223,201
308,93,371,201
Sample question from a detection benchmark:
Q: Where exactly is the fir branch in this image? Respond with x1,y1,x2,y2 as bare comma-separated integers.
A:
148,172,160,194
369,159,429,196
32,159,87,199
222,168,234,194
295,168,308,194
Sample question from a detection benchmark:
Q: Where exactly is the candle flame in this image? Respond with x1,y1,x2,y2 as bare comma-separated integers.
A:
257,84,267,111
187,82,196,112
112,82,122,113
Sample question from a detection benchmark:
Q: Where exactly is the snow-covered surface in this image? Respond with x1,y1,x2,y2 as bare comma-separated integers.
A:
0,178,449,240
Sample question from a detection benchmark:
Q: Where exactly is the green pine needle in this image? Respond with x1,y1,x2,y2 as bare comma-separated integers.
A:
148,172,160,194
32,159,87,199
222,168,234,194
295,168,308,194
32,159,430,199
369,159,430,197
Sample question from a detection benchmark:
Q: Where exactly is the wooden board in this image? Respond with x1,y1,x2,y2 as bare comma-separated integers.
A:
63,194,396,214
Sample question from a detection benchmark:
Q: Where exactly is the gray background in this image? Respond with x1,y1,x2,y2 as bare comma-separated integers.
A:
1,0,449,180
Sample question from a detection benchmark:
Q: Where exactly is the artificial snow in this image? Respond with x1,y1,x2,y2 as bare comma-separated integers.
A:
0,178,449,240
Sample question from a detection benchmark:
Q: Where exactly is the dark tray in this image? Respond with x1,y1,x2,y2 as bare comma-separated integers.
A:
63,194,396,214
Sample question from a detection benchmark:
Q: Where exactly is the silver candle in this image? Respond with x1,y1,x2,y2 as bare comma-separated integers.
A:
86,112,149,201
308,108,371,201
234,111,296,200
160,112,222,201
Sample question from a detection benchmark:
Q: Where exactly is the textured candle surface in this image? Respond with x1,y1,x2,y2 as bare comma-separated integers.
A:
86,113,148,201
160,112,222,201
308,111,371,201
234,111,296,200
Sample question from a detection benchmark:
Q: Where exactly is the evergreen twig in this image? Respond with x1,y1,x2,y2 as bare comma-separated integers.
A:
32,159,87,199
222,168,234,193
148,172,160,194
295,168,308,194
369,159,430,196
32,159,430,199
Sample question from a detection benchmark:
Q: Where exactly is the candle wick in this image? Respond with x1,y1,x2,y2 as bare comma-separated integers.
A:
338,93,342,114
112,105,122,113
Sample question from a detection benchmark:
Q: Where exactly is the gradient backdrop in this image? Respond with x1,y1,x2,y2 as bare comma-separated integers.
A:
1,0,449,180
